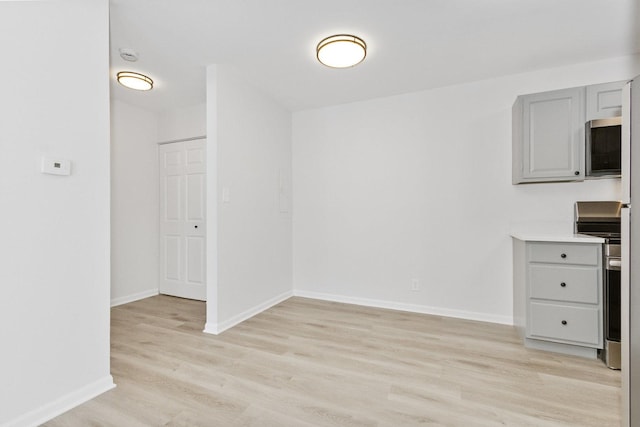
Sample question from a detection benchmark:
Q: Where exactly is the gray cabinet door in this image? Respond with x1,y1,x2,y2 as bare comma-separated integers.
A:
513,87,585,183
586,80,626,120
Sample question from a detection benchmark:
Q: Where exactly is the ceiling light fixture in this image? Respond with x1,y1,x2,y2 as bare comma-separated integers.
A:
316,34,367,68
116,71,153,91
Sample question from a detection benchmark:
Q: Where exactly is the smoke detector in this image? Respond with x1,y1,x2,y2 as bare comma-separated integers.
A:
119,48,139,62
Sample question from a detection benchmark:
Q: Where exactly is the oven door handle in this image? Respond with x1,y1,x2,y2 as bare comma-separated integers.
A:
607,258,622,270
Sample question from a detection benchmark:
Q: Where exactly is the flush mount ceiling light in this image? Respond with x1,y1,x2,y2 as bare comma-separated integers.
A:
116,71,153,91
316,34,367,68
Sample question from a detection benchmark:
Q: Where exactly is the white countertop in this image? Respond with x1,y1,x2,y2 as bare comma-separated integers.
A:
509,221,605,243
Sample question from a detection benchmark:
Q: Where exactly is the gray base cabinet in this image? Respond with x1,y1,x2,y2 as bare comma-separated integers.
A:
513,239,603,356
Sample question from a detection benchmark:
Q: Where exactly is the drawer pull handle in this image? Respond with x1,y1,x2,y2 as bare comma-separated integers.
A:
560,282,567,287
561,320,568,325
560,253,567,259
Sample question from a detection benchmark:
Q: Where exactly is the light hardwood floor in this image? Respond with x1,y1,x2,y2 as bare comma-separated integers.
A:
45,296,620,426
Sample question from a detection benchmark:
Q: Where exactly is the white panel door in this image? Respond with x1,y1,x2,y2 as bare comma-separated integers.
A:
159,139,206,301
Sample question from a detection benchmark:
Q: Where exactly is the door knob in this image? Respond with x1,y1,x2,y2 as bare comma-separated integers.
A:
194,225,198,229
561,320,567,325
560,282,566,287
560,253,567,259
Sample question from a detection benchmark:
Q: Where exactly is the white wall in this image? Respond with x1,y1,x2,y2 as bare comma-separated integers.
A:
157,103,206,143
205,65,293,333
0,1,113,425
110,100,160,306
292,55,640,324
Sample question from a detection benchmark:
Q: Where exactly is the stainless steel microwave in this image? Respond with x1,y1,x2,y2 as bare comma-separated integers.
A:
586,117,622,177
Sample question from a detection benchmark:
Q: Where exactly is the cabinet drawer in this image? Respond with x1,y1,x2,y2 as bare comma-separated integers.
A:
529,242,600,266
528,302,601,346
529,265,600,303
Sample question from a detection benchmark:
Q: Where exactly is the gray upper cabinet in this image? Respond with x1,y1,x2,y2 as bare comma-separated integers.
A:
512,87,585,184
585,80,626,120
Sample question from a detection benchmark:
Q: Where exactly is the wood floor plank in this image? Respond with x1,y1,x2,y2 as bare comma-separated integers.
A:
44,295,620,426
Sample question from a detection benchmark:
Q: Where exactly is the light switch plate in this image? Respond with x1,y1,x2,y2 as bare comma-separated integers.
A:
42,157,71,176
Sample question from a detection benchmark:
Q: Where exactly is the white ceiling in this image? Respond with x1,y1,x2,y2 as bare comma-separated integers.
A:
109,0,639,113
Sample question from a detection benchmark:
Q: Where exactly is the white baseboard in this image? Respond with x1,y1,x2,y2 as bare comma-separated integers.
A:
110,288,159,307
293,290,513,325
203,321,219,335
2,376,115,427
203,289,512,335
203,290,293,335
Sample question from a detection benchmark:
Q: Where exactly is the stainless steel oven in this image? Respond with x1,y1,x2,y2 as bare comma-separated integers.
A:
575,201,622,369
604,243,621,369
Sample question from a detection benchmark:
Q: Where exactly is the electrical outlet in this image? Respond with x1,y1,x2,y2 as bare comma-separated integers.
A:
411,279,420,291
